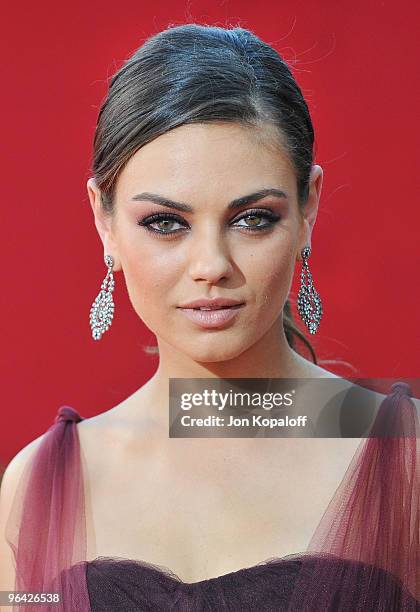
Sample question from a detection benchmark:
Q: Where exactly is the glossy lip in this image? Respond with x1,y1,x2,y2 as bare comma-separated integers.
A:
178,304,245,329
177,297,245,309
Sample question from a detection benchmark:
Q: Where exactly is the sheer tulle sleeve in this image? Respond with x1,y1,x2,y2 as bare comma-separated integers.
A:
5,406,91,612
286,381,420,610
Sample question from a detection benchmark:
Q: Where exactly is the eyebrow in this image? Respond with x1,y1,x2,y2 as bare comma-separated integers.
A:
130,188,288,212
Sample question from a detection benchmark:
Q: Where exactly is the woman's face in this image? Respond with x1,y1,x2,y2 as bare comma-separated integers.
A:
88,122,322,362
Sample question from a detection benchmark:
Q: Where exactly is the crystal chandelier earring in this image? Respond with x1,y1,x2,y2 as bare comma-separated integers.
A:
89,254,115,340
297,246,323,334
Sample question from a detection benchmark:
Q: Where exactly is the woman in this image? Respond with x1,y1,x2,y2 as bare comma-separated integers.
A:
0,23,418,611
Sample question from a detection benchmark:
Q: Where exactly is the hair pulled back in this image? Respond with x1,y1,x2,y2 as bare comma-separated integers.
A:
90,23,318,362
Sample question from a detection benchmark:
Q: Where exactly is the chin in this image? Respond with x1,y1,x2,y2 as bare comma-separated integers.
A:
181,337,249,363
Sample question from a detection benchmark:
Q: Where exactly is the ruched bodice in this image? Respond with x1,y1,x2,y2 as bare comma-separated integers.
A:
62,552,417,612
5,382,420,611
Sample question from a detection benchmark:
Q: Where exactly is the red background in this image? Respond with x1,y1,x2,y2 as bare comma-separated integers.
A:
1,0,419,464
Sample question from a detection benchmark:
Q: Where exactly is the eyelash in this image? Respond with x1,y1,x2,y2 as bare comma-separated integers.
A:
136,209,281,238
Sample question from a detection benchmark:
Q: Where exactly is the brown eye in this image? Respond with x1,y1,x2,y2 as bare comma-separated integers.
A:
244,214,262,227
137,213,188,236
137,208,281,238
233,210,281,231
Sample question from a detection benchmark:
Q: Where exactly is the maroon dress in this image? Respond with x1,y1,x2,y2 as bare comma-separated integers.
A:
5,382,420,611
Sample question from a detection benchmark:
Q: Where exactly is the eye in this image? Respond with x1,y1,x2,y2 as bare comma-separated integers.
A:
233,209,280,231
137,213,187,236
136,208,281,238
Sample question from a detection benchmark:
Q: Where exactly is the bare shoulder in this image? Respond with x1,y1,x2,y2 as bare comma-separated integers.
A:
0,433,47,502
292,356,420,416
75,401,142,450
305,363,342,379
291,353,342,380
0,432,49,516
0,433,48,594
75,387,157,468
412,396,420,413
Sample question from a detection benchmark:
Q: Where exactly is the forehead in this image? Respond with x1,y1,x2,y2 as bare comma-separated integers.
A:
115,122,297,203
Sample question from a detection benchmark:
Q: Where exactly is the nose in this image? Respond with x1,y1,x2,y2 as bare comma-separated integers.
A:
187,226,234,284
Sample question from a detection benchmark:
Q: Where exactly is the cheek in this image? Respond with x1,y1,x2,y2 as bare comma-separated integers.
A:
120,249,180,328
125,266,169,305
249,248,294,309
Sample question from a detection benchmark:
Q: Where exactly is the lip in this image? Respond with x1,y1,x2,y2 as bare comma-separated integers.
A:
177,304,245,329
178,297,245,309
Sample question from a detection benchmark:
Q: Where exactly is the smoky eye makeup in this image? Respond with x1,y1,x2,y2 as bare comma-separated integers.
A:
136,208,283,238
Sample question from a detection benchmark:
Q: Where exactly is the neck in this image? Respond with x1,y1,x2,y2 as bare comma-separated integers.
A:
140,318,316,416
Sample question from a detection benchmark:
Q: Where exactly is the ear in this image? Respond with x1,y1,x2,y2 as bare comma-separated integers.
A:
87,178,122,272
296,164,323,261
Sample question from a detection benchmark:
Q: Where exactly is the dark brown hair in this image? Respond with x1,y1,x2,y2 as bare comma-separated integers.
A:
90,23,319,363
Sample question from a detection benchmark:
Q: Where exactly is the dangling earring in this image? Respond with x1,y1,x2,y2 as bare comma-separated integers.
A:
89,254,115,340
297,246,323,334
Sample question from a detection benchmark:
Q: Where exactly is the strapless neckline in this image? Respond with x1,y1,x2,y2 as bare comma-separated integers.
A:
59,550,420,611
84,552,306,588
